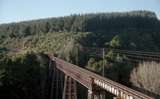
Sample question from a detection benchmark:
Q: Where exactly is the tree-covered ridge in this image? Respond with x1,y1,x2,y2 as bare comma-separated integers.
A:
0,10,159,38
0,11,160,52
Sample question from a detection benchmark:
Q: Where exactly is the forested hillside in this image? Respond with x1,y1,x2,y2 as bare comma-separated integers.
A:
0,10,160,51
0,10,159,35
0,10,160,98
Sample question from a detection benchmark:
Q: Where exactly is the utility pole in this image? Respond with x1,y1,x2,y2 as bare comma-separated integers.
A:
102,48,106,99
102,48,105,77
76,44,78,65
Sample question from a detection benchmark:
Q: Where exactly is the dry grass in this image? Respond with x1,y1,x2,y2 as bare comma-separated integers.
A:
130,61,160,95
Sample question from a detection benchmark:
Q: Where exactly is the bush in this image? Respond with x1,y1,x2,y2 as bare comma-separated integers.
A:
0,52,49,99
130,62,160,95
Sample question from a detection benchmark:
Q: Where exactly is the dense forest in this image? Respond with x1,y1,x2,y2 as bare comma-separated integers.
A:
0,10,160,98
0,10,160,51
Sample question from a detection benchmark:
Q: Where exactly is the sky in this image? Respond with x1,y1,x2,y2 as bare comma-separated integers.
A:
0,0,160,24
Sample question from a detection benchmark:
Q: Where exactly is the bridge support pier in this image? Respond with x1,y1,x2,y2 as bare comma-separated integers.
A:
62,75,77,99
88,89,106,99
88,90,94,99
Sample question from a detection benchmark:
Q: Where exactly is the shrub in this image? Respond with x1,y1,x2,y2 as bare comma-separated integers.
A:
130,61,160,95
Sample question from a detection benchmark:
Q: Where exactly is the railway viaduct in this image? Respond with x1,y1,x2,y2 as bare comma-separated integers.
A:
48,55,154,99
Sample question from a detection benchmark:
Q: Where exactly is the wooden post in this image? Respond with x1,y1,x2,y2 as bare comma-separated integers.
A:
102,48,105,77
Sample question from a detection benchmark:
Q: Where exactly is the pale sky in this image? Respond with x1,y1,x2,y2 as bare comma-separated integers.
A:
0,0,160,24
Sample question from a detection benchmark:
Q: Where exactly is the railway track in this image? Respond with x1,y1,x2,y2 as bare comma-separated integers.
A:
82,47,160,62
113,49,160,62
